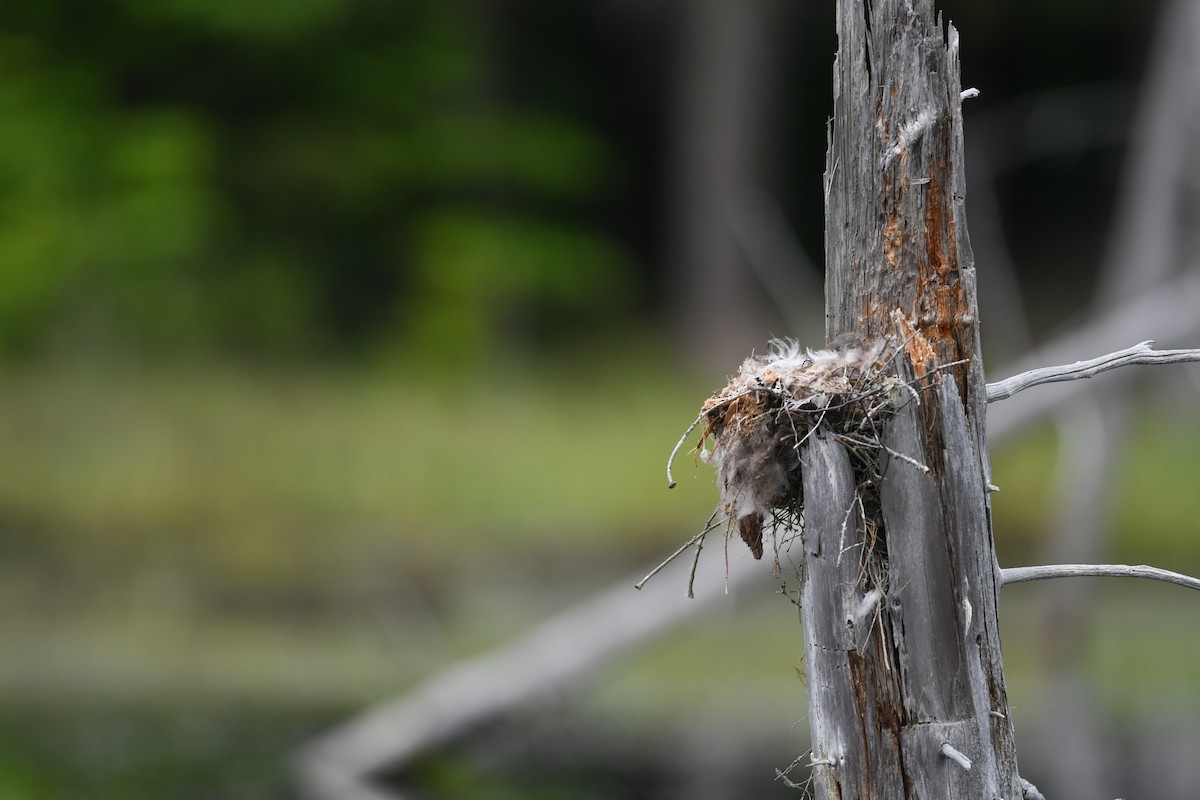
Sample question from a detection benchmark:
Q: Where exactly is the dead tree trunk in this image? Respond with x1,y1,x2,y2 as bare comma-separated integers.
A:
801,1,1023,797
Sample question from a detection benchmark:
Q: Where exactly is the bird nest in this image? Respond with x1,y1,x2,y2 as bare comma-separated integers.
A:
666,334,911,562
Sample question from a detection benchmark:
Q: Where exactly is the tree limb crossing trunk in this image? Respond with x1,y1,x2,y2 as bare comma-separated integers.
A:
801,1,1023,797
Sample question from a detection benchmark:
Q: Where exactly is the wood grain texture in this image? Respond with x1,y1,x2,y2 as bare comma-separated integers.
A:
824,0,984,434
800,433,904,800
805,0,1025,797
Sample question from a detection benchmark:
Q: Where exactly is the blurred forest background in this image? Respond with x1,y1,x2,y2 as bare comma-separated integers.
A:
2,0,1200,797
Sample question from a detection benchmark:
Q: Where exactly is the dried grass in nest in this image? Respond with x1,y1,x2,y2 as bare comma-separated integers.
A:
668,335,905,561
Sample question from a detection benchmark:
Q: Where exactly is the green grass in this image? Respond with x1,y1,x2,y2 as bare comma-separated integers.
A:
0,354,718,582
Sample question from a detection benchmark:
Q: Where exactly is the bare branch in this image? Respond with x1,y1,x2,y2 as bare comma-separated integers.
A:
666,410,707,489
635,509,722,591
999,563,1200,593
985,341,1200,403
296,551,766,799
988,269,1200,442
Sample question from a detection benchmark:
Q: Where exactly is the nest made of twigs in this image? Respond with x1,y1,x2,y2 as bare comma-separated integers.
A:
668,335,905,560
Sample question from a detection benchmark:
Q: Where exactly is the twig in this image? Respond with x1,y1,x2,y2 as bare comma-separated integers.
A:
635,509,722,590
920,357,972,377
666,387,788,488
666,411,707,489
835,494,860,567
687,523,708,599
881,445,931,475
999,563,1200,593
985,340,1200,402
988,270,1200,442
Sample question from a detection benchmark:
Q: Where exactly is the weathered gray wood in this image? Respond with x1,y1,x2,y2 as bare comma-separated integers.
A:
883,379,1022,796
880,395,969,724
1001,563,1200,592
808,0,1026,797
933,375,1020,793
800,433,904,800
825,2,985,437
985,340,1200,402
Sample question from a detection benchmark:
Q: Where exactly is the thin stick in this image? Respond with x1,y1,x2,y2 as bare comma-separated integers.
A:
634,509,722,590
985,341,1200,402
724,531,730,595
835,496,856,567
665,387,786,488
921,357,972,377
665,411,707,489
874,326,920,383
686,522,710,599
790,405,829,452
882,445,931,474
892,356,974,406
999,563,1200,593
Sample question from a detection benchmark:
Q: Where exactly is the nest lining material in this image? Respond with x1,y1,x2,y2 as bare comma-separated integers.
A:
678,335,900,560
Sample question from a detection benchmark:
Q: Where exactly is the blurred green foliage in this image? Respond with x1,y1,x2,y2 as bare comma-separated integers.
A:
0,354,715,598
0,0,631,359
